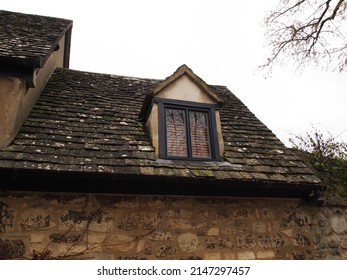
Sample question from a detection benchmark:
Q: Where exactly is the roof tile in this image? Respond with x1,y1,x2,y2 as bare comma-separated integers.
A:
0,67,323,189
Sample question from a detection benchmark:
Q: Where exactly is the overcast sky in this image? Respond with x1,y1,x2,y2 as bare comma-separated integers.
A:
3,0,347,146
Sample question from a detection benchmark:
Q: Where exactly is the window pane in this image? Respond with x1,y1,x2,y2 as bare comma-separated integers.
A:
189,111,211,158
165,108,187,157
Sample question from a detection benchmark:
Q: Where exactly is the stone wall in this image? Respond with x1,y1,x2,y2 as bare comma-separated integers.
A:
0,191,346,260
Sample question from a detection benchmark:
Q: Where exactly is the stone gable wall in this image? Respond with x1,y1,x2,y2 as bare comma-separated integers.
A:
0,191,346,260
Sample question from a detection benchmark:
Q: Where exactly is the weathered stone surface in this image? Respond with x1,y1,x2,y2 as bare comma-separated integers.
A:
233,208,250,219
89,211,113,233
205,237,233,249
0,239,25,258
155,244,178,258
0,201,14,232
59,210,89,231
177,233,201,252
148,231,174,241
42,194,87,206
118,212,161,231
293,232,311,247
237,234,257,249
330,216,347,234
283,212,309,227
20,209,55,231
49,233,81,243
258,234,285,248
2,191,347,260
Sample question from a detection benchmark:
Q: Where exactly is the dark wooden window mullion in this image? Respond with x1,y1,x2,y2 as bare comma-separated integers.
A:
185,108,192,158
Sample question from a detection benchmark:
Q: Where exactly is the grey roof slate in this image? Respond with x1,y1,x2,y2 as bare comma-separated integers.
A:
0,10,72,68
0,67,323,188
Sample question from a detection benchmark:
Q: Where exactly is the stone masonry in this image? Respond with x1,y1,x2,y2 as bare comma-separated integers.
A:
0,191,346,260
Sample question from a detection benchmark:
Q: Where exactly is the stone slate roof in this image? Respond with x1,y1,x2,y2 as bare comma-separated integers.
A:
0,67,323,191
0,10,72,68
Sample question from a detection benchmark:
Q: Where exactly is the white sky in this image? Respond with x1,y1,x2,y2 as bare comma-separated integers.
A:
2,0,347,146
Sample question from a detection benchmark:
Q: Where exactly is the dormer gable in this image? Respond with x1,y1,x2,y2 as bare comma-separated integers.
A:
141,65,225,160
153,64,224,105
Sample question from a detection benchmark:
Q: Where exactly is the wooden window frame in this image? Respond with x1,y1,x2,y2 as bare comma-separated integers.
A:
155,97,221,161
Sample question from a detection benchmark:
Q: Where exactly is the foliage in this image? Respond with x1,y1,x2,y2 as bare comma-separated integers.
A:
290,128,347,199
263,0,347,72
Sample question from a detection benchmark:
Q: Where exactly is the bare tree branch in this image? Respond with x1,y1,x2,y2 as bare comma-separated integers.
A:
262,0,347,72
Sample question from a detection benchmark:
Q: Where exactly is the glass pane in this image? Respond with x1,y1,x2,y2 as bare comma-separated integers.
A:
189,111,211,158
165,108,187,157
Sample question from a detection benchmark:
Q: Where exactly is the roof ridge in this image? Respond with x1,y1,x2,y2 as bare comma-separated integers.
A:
55,67,162,83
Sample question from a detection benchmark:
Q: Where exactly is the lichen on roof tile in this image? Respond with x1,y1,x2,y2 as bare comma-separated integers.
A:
0,10,72,67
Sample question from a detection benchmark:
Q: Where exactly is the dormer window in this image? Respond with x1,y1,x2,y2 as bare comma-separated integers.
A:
156,99,220,160
140,65,225,162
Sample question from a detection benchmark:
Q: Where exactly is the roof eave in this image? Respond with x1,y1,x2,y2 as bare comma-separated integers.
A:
0,167,325,199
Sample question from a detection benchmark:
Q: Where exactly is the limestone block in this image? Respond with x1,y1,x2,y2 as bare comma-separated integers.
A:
167,219,192,230
232,208,251,219
205,237,233,249
281,228,293,238
204,252,221,260
148,231,174,241
293,232,312,247
221,227,236,234
136,239,146,253
261,208,276,219
252,221,267,233
258,234,285,248
256,250,275,259
89,212,113,233
155,244,178,258
237,234,257,249
330,216,347,234
86,233,107,244
49,233,82,243
177,233,201,252
223,252,236,259
118,212,161,231
59,210,88,231
282,212,310,227
237,251,255,260
30,233,45,243
20,209,56,231
207,227,220,236
110,234,136,253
